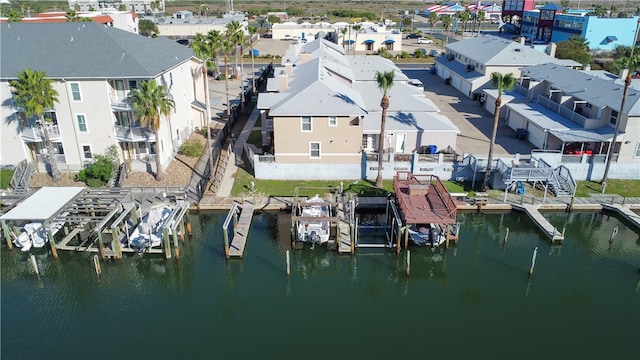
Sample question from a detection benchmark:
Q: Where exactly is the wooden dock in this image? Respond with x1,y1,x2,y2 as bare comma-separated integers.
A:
336,197,353,254
513,204,564,242
602,203,640,230
227,202,254,258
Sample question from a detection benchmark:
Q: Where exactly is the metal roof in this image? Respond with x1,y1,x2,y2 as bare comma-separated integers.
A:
0,187,84,221
0,22,195,79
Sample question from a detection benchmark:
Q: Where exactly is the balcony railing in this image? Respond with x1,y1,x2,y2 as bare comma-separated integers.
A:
537,95,602,128
19,124,61,142
36,153,67,163
109,94,131,110
132,153,156,162
114,125,155,141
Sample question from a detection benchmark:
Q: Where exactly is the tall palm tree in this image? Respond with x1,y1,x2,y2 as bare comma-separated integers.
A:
206,30,223,78
192,33,217,183
248,25,258,92
226,21,246,109
10,69,61,182
375,70,395,188
341,27,347,47
441,15,453,34
65,9,81,22
7,10,23,22
483,72,516,191
352,24,362,55
130,80,175,181
428,12,439,37
219,38,234,119
476,10,486,36
460,9,471,33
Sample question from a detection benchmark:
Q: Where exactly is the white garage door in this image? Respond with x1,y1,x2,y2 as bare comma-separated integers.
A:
527,123,546,149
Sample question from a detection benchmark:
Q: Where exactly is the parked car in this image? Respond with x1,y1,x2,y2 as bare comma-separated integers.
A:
429,49,442,57
408,79,424,92
417,38,433,44
406,33,420,39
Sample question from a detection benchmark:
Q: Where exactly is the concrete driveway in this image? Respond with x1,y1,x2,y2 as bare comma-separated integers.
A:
402,68,535,158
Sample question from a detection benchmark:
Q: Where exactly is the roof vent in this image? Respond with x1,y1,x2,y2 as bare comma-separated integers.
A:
514,48,521,52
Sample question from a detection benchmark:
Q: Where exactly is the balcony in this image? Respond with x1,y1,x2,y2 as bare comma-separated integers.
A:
114,125,155,142
36,153,67,164
536,95,602,128
109,94,132,110
19,124,61,142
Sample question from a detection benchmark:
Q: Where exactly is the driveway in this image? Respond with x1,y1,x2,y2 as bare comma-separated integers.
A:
402,67,535,158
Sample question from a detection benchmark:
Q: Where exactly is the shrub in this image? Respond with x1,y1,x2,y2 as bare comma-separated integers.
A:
399,51,410,59
1,169,14,189
77,154,114,187
178,138,204,157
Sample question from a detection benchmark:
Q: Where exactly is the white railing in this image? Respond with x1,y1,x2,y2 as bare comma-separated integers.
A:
36,153,67,163
114,125,155,141
133,154,156,162
109,94,131,109
20,124,61,141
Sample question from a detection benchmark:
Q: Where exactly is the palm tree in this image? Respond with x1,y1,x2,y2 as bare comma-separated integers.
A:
476,10,486,36
129,80,175,181
460,9,471,33
7,10,23,22
428,12,439,37
10,69,61,182
226,21,246,109
483,72,516,191
352,24,362,55
219,38,234,119
341,27,347,47
65,9,81,22
206,30,223,78
441,15,453,34
192,33,217,183
247,25,258,92
375,70,395,188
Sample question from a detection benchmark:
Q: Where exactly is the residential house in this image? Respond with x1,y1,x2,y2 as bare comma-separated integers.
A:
483,63,640,180
434,34,579,99
0,22,206,174
255,39,459,180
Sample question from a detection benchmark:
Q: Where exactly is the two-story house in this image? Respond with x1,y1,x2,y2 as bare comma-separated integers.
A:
434,35,579,99
483,63,640,180
255,39,459,180
0,22,206,174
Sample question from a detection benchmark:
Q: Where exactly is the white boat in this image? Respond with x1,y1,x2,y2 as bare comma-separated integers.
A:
126,205,172,250
13,222,54,252
408,224,446,247
296,195,331,246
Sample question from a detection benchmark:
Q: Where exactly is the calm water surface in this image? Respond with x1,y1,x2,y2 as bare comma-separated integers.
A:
2,211,639,359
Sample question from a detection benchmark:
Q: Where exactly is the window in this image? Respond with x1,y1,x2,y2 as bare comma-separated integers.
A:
350,116,360,126
115,111,133,127
82,145,92,159
328,116,337,127
310,142,320,158
301,116,312,132
610,110,618,125
43,111,58,125
70,83,82,101
53,142,65,154
128,80,138,90
76,114,87,132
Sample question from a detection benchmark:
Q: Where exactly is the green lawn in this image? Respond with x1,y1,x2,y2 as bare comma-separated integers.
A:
575,180,640,197
0,169,14,190
230,168,393,197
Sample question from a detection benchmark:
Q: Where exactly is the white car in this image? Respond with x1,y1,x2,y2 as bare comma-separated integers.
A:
408,79,424,92
417,38,433,44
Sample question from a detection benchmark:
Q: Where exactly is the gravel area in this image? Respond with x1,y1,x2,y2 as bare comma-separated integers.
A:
29,133,206,189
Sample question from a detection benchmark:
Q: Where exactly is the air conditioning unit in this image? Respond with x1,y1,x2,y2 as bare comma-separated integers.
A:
447,54,454,61
466,64,473,72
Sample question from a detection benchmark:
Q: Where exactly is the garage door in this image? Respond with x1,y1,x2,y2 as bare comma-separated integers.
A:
460,81,471,98
527,122,546,149
451,76,461,92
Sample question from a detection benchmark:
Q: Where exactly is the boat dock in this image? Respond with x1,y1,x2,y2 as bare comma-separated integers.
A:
337,197,353,254
602,203,640,230
512,204,565,242
222,201,254,258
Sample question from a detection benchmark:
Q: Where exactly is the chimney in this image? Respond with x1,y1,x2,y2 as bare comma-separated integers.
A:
620,68,629,80
547,42,557,58
519,36,525,46
277,69,288,92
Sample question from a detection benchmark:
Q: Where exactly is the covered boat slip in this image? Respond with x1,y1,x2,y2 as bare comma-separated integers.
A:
1,187,191,259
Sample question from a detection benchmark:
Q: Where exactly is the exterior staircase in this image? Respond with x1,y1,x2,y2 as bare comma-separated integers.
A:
547,165,575,196
10,160,35,196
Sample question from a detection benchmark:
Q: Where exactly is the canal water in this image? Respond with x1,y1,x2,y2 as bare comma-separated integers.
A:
2,210,639,359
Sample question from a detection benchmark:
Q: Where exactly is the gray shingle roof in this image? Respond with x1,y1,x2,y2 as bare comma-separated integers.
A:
0,22,195,79
522,63,640,115
446,35,579,67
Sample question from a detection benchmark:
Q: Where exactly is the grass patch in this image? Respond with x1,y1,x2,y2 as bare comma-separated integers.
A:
1,169,14,189
575,180,640,197
230,168,393,197
178,138,204,157
246,131,262,149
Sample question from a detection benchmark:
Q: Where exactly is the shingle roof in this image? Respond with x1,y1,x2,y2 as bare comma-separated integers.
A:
0,22,195,79
446,35,579,67
522,63,640,115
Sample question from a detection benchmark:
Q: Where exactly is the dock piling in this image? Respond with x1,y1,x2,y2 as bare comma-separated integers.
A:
406,250,411,276
504,227,510,244
30,254,39,277
93,255,102,276
286,250,290,276
528,247,538,277
609,226,619,244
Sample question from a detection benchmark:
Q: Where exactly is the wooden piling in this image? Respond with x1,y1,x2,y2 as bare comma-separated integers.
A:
406,250,411,276
179,219,186,242
395,222,402,255
186,219,192,236
528,247,538,277
1,221,13,250
609,226,619,244
97,230,105,260
504,227,510,244
30,254,39,276
173,227,180,259
286,250,290,276
163,227,171,259
93,255,102,276
45,222,58,260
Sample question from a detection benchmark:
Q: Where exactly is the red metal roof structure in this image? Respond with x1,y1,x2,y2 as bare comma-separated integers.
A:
393,171,457,225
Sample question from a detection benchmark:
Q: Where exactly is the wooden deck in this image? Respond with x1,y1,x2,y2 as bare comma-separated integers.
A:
228,202,254,257
336,198,352,254
513,204,564,242
55,227,164,255
393,172,457,225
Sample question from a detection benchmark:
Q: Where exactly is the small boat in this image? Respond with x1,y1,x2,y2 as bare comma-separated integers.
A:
408,223,446,247
13,223,49,252
296,195,331,247
126,205,172,250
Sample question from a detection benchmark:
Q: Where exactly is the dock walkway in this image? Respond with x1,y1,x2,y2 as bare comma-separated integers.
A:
336,197,352,254
602,203,640,230
512,204,564,242
228,202,254,257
